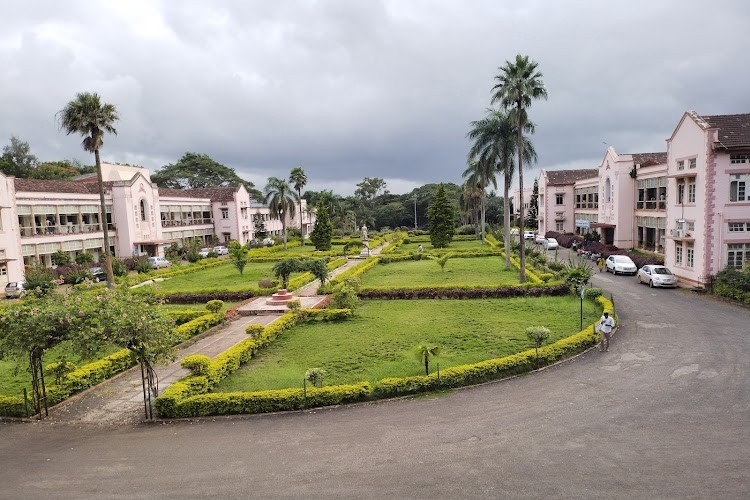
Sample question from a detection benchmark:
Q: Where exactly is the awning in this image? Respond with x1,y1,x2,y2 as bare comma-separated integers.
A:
133,239,176,245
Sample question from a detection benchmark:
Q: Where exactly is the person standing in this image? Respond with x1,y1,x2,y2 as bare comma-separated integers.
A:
597,257,605,273
598,312,615,351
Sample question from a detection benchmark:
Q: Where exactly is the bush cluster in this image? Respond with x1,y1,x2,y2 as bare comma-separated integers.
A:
161,291,257,304
712,267,750,304
357,283,569,299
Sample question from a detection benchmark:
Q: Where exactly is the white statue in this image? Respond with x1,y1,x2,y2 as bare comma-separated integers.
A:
361,224,368,241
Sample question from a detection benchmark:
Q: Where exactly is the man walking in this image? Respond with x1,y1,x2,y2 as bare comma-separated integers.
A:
598,312,615,351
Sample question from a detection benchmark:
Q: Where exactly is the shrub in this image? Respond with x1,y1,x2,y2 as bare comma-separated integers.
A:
23,263,57,296
111,258,128,277
525,326,551,356
258,277,277,289
331,278,360,310
181,354,211,375
305,368,327,388
51,250,71,266
205,300,224,313
245,324,265,336
287,299,302,311
585,287,603,299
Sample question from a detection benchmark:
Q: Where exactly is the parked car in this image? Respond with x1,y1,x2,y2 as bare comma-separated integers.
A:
637,265,678,288
535,234,547,244
198,248,211,258
544,237,559,250
213,245,229,256
148,256,171,269
605,255,637,275
88,267,107,282
510,228,520,236
523,231,535,240
4,281,25,299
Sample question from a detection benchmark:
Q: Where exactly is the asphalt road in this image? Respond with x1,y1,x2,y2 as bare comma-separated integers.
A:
1,262,748,499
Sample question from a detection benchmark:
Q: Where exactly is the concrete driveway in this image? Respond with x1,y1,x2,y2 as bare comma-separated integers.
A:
1,259,748,499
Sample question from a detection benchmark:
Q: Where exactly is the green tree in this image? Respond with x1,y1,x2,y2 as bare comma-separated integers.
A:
289,166,308,245
462,157,496,242
264,177,298,250
434,253,452,272
527,178,539,230
525,326,550,358
252,210,268,240
272,258,302,289
229,246,248,275
29,161,80,180
415,344,441,376
428,183,456,248
305,258,329,286
492,54,548,282
310,201,333,251
562,256,594,294
57,91,119,288
151,152,260,198
51,250,71,266
0,136,38,178
23,263,57,297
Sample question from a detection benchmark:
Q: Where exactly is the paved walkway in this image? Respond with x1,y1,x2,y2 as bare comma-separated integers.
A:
46,244,384,424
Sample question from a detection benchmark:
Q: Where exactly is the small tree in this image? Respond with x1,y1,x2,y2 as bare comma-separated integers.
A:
229,246,248,275
525,326,550,358
75,252,95,266
305,367,326,388
527,179,539,230
306,258,329,286
51,250,71,266
562,256,594,294
23,263,58,297
415,343,441,376
310,201,333,251
331,278,360,310
273,258,302,289
428,183,456,248
252,211,268,240
434,253,452,272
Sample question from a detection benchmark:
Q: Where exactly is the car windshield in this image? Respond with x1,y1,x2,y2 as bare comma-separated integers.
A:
653,267,671,275
614,256,632,263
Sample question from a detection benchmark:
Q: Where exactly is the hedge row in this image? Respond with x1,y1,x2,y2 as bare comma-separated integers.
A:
167,309,210,325
172,312,224,343
286,257,348,291
126,258,228,286
0,395,30,418
357,283,569,299
318,257,380,293
156,296,613,418
162,290,259,304
379,249,501,263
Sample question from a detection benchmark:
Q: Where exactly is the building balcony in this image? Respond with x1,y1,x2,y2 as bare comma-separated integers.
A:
19,224,112,238
636,201,666,210
554,212,565,221
161,218,214,227
669,228,694,240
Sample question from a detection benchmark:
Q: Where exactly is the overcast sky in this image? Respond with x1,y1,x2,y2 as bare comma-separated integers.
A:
2,0,749,195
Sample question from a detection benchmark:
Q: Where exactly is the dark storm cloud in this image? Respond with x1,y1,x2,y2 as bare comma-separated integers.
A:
1,0,749,194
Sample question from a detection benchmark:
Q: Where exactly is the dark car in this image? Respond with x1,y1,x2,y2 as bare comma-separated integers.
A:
89,267,108,282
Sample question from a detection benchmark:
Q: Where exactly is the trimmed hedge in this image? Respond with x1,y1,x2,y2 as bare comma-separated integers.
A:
156,296,613,418
45,349,138,404
358,283,569,299
318,257,380,293
0,395,28,418
173,312,224,343
126,258,228,286
162,290,258,304
167,309,209,325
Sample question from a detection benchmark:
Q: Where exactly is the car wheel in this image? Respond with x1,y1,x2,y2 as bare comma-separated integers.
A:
649,279,654,288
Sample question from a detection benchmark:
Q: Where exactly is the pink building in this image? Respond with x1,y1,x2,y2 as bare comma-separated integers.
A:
537,169,598,235
0,163,313,287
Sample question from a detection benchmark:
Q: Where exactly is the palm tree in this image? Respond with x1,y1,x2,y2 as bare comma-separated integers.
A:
264,177,298,250
57,92,119,288
492,54,548,282
467,109,536,269
415,344,441,376
462,158,496,242
289,166,308,245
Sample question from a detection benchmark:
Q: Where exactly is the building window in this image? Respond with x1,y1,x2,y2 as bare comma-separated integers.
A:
686,243,694,268
555,222,564,231
677,182,685,204
677,160,685,171
139,200,147,221
221,208,229,219
727,243,750,269
688,158,696,169
675,244,683,265
0,265,6,276
728,222,748,232
687,182,696,203
555,193,564,205
686,221,695,232
730,175,748,202
730,154,750,164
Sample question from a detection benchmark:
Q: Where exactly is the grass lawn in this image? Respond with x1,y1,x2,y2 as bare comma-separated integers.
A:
396,239,491,253
0,341,120,397
138,262,305,293
359,257,520,287
213,296,600,392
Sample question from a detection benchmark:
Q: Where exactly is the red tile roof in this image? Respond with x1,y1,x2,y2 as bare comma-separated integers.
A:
14,178,96,194
158,187,238,201
628,152,667,166
701,113,750,149
544,168,598,185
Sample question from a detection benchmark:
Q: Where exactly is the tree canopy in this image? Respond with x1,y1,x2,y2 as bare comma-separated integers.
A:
428,183,457,248
152,152,261,199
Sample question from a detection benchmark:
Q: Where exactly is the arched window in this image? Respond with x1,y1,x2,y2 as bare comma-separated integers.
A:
604,178,611,203
140,199,147,221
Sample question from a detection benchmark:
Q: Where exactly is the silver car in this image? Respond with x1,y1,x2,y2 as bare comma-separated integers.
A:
637,265,677,288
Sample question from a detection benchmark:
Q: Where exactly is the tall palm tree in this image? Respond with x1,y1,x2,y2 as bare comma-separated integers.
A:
57,92,119,288
462,158,496,242
492,54,547,282
264,177,297,250
467,109,536,269
289,167,308,245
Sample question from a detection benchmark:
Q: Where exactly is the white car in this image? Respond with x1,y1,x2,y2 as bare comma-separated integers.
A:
523,231,535,240
148,256,171,269
535,234,547,244
605,255,637,275
543,237,559,250
637,265,677,288
213,245,228,256
198,247,211,258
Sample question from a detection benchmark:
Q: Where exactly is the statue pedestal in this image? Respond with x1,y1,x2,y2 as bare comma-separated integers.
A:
266,289,295,305
359,245,370,257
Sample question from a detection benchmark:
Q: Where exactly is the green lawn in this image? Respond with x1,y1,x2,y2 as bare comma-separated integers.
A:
138,262,304,293
359,257,520,287
396,239,490,253
213,296,600,392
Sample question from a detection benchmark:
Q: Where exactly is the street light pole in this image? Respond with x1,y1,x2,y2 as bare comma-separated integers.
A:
413,196,418,229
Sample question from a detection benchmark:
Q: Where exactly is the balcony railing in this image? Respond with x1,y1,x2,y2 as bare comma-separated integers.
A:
554,212,565,221
161,218,214,227
19,224,113,237
636,201,666,210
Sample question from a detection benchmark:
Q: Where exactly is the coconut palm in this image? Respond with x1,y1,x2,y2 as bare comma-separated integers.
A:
415,343,441,376
264,177,298,250
462,158,496,242
492,54,548,282
289,166,308,245
57,92,119,288
467,108,536,269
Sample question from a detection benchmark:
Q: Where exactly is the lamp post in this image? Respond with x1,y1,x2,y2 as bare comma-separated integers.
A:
413,196,418,229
